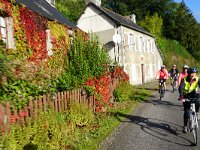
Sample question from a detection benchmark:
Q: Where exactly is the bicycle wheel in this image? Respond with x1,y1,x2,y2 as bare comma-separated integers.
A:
192,125,198,145
159,85,164,100
172,80,175,93
192,114,198,145
161,85,165,97
159,86,162,100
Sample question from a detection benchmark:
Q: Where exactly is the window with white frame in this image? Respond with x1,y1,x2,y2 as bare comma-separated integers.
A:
135,35,139,51
128,33,133,51
133,35,136,51
143,38,146,52
0,16,7,44
148,39,151,53
145,38,148,52
139,37,143,51
151,41,155,54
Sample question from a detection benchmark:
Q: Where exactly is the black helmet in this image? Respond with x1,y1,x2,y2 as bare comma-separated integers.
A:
187,67,198,74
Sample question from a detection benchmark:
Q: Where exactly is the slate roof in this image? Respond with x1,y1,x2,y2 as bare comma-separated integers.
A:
15,0,77,29
87,2,153,37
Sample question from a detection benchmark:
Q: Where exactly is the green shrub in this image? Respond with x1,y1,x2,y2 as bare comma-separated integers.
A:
2,111,68,150
68,102,95,128
113,81,133,102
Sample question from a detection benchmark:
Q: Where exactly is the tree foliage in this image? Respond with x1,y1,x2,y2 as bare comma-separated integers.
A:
138,13,163,38
56,0,200,60
101,0,200,60
55,0,85,23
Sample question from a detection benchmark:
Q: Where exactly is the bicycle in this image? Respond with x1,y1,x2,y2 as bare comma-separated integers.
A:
183,98,199,146
159,79,165,100
171,75,177,93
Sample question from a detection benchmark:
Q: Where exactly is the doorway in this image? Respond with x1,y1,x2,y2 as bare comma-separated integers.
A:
141,64,145,84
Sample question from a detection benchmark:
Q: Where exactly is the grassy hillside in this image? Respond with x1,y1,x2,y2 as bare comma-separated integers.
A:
157,38,200,70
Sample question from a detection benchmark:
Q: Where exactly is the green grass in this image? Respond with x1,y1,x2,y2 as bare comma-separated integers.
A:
77,81,155,150
0,81,156,150
158,38,200,69
77,101,140,150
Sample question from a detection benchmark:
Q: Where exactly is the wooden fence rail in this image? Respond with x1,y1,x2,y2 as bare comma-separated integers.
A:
0,78,119,134
0,89,96,134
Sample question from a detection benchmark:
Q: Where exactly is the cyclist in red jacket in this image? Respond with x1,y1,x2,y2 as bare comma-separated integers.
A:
156,65,169,92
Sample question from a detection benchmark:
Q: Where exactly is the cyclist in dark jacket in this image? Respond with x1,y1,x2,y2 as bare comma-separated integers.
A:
179,67,200,133
168,65,179,88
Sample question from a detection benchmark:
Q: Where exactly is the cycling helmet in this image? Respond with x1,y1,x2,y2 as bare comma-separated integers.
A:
183,65,189,69
173,64,176,67
161,65,165,69
187,67,198,74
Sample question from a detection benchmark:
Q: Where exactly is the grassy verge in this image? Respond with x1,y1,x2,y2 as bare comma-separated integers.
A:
78,80,156,150
157,38,200,69
1,81,156,150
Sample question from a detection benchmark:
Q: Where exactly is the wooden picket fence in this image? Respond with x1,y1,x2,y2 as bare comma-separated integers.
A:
0,89,96,134
0,78,119,134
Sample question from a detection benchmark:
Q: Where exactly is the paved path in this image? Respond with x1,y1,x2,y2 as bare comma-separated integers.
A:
99,88,200,150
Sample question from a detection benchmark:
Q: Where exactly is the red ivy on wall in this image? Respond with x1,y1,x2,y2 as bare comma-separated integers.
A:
19,6,47,62
1,0,12,15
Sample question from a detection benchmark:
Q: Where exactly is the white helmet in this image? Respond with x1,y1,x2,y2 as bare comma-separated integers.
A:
161,65,165,69
183,65,189,69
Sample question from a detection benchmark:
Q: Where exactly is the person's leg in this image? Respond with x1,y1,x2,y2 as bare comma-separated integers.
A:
170,77,173,85
164,81,166,91
195,94,200,112
175,77,178,88
178,86,181,97
183,101,191,133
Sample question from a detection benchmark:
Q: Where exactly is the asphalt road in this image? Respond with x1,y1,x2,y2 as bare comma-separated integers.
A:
99,87,200,150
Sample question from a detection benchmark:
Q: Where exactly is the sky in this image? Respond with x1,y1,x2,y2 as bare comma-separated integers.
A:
174,0,200,23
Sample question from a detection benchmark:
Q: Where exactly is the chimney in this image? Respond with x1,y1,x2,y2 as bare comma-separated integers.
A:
131,14,136,23
85,0,101,6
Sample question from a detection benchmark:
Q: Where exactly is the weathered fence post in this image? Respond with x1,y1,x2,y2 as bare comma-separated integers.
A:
29,100,33,118
34,100,38,119
0,104,5,133
5,102,11,132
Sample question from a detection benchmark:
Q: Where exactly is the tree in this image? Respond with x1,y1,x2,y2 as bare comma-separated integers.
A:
138,13,163,38
56,0,85,23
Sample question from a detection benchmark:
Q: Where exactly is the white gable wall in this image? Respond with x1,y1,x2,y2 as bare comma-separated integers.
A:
77,6,114,33
77,5,116,63
77,6,163,85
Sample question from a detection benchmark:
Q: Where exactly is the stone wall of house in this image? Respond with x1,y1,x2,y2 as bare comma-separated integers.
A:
122,26,163,85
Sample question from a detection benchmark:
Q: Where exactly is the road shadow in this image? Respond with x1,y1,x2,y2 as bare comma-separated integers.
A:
109,112,195,147
147,99,183,110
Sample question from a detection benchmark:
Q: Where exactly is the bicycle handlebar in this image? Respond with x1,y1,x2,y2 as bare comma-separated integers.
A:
184,97,198,103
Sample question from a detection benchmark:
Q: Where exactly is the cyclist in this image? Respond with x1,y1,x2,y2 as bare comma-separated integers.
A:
179,67,200,133
156,65,168,92
178,65,189,96
168,65,179,89
178,65,189,86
